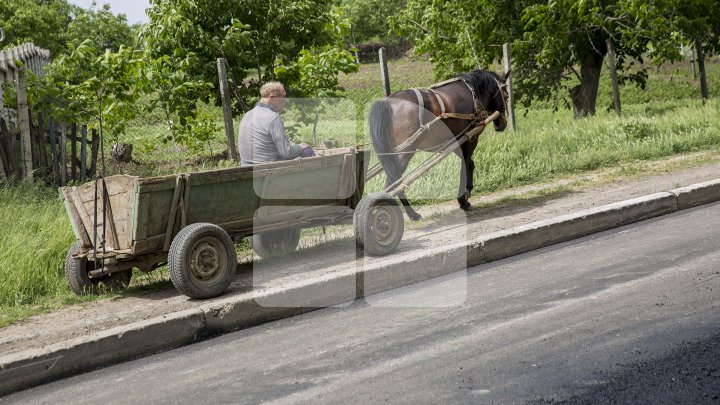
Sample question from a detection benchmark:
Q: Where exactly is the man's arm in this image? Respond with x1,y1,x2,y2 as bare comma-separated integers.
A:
269,116,302,160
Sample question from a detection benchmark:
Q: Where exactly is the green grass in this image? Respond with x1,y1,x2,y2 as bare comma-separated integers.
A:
1,58,719,327
0,182,93,327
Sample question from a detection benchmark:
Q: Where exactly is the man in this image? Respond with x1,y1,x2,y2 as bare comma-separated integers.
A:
238,81,315,165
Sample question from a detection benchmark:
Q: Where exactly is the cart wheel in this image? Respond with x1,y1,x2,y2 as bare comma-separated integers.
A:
250,228,301,259
65,241,132,295
354,192,404,256
169,223,236,299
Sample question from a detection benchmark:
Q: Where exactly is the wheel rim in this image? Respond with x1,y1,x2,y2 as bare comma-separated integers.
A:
189,236,228,286
369,204,400,247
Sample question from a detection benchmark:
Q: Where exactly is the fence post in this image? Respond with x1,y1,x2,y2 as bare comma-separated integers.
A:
16,63,33,179
48,116,60,183
502,43,517,131
606,40,622,116
0,119,7,180
60,121,67,186
217,58,239,161
379,47,391,97
695,38,709,101
71,123,77,181
80,125,87,182
37,111,47,176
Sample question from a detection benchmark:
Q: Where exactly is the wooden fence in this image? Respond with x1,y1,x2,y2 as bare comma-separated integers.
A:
0,116,100,184
0,43,99,185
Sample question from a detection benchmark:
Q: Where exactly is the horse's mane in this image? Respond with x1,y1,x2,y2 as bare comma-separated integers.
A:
458,69,502,97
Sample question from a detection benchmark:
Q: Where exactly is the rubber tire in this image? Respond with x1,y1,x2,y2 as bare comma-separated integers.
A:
65,241,132,295
168,223,236,299
354,192,404,256
250,228,301,259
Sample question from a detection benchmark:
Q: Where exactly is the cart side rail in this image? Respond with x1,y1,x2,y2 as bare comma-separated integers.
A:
61,175,139,254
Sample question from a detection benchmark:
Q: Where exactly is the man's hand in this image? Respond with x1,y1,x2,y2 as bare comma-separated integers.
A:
299,143,311,149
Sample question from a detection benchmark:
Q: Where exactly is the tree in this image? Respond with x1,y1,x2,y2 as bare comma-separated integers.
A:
64,3,135,52
30,40,146,146
141,0,358,110
392,0,681,118
0,0,75,56
339,0,406,44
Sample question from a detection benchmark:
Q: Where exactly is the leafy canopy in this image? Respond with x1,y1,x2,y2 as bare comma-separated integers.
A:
391,0,713,116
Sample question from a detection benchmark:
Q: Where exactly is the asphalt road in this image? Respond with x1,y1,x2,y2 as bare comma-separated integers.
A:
4,203,720,404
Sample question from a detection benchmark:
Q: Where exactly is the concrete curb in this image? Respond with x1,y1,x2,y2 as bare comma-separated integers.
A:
2,180,719,396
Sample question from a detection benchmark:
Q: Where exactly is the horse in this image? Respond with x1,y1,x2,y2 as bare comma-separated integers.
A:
368,69,508,221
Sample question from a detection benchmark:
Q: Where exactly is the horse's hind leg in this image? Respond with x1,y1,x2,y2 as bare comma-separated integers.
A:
386,150,422,221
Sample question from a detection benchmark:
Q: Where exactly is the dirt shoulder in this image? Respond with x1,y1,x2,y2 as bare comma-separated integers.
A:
1,151,719,356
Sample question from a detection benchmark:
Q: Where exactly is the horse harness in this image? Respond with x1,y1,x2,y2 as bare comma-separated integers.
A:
393,77,494,153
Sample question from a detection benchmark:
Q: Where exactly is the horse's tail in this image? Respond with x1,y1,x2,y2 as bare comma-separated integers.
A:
369,100,401,186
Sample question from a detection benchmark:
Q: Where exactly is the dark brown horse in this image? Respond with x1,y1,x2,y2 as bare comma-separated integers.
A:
368,69,508,220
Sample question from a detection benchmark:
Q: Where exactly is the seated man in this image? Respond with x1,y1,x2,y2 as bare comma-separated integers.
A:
238,81,315,165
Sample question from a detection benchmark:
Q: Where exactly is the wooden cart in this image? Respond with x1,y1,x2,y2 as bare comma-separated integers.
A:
61,147,405,298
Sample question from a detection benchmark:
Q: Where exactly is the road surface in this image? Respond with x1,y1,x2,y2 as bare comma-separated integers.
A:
4,203,720,404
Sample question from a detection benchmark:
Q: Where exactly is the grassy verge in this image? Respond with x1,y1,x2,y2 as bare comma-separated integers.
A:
0,182,91,327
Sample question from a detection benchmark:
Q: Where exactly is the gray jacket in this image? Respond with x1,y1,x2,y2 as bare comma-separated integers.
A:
238,103,301,165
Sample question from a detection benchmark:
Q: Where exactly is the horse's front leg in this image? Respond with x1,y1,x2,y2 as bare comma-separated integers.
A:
455,141,478,211
454,148,471,210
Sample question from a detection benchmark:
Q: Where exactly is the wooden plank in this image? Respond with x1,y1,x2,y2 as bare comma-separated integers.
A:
181,174,191,229
132,234,165,255
101,179,120,250
71,124,77,181
71,187,98,249
29,110,38,170
80,125,87,182
379,47,391,97
61,187,92,248
337,150,356,200
217,58,239,161
60,121,67,186
16,66,32,179
48,115,60,183
0,118,9,179
163,175,185,251
502,43,517,131
36,111,47,176
137,175,183,193
1,118,17,178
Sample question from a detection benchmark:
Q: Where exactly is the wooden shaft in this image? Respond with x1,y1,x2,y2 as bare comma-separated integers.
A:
386,134,469,196
365,163,384,182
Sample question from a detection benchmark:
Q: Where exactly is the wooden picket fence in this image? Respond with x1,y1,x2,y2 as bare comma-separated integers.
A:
0,115,100,185
0,42,100,185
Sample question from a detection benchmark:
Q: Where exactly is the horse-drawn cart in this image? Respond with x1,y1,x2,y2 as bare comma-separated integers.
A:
61,147,405,298
61,69,507,300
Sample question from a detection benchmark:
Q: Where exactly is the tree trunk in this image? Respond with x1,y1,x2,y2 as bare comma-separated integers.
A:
570,52,604,118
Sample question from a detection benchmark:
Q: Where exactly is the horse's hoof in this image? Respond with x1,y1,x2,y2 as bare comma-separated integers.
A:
458,199,472,211
408,212,423,221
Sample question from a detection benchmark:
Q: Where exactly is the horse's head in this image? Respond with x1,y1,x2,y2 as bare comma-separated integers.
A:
488,73,508,132
462,70,508,132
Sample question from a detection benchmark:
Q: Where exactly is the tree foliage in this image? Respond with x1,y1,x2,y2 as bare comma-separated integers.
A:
0,0,75,56
30,40,146,144
141,0,358,110
392,0,713,117
338,0,406,44
64,3,135,52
